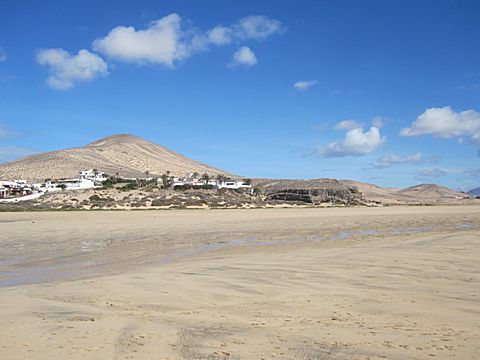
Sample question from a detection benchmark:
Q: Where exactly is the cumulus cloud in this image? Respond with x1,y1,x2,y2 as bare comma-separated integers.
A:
334,119,363,131
230,46,257,67
93,14,284,67
293,80,319,91
36,48,108,90
93,14,189,66
415,168,447,179
0,47,6,62
207,25,233,45
318,125,385,157
401,106,480,144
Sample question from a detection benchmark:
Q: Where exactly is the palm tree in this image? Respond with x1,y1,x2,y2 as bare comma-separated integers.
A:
161,171,173,188
192,172,199,179
216,174,226,184
201,173,210,184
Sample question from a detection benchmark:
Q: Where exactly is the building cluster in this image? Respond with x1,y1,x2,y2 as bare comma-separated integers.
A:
0,179,33,199
169,173,252,190
0,169,252,202
0,169,106,202
55,169,107,190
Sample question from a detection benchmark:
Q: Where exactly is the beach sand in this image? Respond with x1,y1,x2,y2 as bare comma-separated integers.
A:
1,206,479,359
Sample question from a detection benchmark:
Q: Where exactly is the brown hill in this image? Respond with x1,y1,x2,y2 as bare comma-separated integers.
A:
0,134,229,181
396,184,468,199
253,178,470,204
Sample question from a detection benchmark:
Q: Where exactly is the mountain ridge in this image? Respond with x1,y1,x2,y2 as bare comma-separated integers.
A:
467,187,480,197
0,134,230,181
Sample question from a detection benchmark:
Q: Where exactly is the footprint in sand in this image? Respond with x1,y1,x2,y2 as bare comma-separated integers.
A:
114,326,143,360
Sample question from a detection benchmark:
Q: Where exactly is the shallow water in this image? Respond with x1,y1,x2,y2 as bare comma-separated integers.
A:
1,216,479,288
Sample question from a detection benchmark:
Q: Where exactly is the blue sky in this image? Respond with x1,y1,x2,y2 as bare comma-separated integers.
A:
1,0,479,190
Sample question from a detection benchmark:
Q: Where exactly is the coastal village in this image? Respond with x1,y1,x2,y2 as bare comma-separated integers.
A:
0,169,252,203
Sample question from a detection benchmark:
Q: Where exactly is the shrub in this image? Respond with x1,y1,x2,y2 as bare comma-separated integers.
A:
120,182,138,191
89,194,112,202
102,179,114,189
174,184,215,191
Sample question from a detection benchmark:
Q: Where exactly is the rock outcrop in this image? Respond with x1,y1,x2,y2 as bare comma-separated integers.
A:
265,187,362,205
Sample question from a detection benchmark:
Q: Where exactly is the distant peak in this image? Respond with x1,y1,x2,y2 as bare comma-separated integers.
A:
86,134,148,147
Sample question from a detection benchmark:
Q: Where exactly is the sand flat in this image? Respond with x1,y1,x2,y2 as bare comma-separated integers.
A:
1,206,480,359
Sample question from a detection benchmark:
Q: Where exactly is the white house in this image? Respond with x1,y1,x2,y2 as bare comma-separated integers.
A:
1,180,26,189
0,180,42,201
79,169,107,184
57,177,96,190
218,180,252,190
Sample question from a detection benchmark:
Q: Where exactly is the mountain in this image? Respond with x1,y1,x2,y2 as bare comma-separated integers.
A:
396,184,468,199
254,179,470,204
0,134,229,181
467,187,480,197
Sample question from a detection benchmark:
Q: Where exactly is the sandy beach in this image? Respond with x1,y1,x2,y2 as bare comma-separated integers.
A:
1,206,480,359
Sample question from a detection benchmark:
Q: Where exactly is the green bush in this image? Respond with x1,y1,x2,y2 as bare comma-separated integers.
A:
102,179,114,188
89,194,111,202
120,182,138,191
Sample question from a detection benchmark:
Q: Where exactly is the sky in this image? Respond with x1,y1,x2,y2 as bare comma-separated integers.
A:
0,0,479,190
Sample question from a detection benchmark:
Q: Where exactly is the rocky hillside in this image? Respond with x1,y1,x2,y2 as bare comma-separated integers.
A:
254,179,471,205
467,187,480,197
0,134,229,181
254,178,362,205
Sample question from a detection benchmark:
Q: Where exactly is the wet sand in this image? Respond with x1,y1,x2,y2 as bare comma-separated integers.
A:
1,206,480,359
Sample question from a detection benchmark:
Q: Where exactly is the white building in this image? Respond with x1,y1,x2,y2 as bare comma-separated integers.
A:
218,180,252,190
0,179,39,201
171,178,252,190
79,169,107,184
0,180,27,189
57,178,96,190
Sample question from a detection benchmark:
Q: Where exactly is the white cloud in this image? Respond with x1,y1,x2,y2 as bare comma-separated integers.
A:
230,46,257,67
401,106,480,143
0,147,35,162
92,14,284,67
93,14,189,66
294,80,319,91
334,119,363,131
234,15,285,40
0,124,17,138
207,26,233,45
318,125,386,157
372,153,423,169
0,47,6,62
372,116,384,128
415,168,447,179
36,48,108,90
